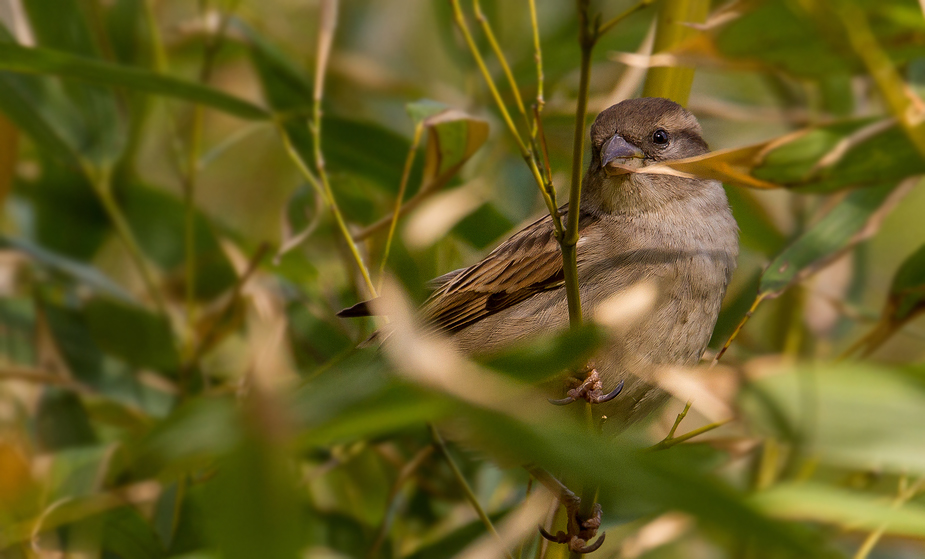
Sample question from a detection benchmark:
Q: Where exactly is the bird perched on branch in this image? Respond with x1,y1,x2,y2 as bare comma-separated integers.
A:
339,97,738,554
341,96,738,428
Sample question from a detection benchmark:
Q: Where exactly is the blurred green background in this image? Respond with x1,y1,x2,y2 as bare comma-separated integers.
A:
2,0,925,558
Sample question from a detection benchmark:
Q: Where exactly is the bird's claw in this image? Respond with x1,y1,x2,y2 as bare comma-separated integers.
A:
548,368,624,406
538,500,605,553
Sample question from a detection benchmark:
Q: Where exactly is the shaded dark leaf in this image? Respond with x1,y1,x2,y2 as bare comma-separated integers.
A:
85,297,179,374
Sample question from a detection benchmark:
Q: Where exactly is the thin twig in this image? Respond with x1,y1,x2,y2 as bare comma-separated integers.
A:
378,122,424,288
431,424,513,559
300,0,377,298
854,476,925,559
86,165,167,315
562,0,597,326
648,418,733,451
472,0,529,125
711,293,766,368
528,0,544,116
598,0,659,36
278,127,377,297
448,0,561,236
368,445,435,558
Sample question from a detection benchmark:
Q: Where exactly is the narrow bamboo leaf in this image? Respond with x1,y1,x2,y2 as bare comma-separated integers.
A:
0,114,17,209
131,398,239,478
461,407,824,555
849,243,925,357
202,437,303,559
1,236,133,301
713,0,925,77
741,363,925,475
22,0,125,165
0,26,80,164
885,243,925,322
404,511,511,559
759,182,908,297
752,482,925,538
726,187,787,255
85,297,180,374
452,202,513,249
0,43,269,120
40,301,105,386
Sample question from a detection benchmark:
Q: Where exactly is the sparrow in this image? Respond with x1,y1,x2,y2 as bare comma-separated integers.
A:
340,97,738,430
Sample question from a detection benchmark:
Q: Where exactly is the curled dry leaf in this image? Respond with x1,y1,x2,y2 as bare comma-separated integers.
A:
610,134,802,190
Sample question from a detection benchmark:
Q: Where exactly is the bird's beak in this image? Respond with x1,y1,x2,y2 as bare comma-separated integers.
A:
601,134,644,174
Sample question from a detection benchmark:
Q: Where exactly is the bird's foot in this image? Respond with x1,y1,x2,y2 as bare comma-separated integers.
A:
549,368,624,406
538,496,605,554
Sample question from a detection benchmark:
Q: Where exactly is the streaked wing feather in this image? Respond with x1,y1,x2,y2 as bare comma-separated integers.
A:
420,208,597,334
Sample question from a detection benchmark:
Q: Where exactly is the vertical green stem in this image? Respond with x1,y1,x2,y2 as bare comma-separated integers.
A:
430,424,513,559
304,0,377,298
448,0,562,236
641,0,708,105
562,10,594,325
528,0,544,114
378,123,423,287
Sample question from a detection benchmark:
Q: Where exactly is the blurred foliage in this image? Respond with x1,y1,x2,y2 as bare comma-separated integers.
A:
1,1,925,558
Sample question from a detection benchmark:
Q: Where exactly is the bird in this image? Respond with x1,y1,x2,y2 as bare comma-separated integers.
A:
340,97,738,431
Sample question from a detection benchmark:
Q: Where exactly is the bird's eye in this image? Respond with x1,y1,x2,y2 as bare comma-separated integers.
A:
652,129,669,145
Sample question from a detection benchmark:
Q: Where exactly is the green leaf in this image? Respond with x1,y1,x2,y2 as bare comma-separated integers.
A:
0,43,268,121
132,398,239,478
102,507,167,559
714,0,925,77
752,482,925,539
412,100,490,202
23,0,125,165
2,236,132,301
120,183,238,300
885,243,925,322
243,23,422,195
759,182,907,297
847,242,925,357
404,511,512,559
85,297,180,374
452,203,513,249
35,389,97,451
0,26,80,164
202,436,303,559
726,186,787,256
17,158,111,259
741,363,925,475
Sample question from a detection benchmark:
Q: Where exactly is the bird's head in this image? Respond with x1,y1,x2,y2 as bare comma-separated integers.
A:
583,97,713,214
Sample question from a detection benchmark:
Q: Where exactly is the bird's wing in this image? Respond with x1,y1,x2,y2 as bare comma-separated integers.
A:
420,208,598,334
